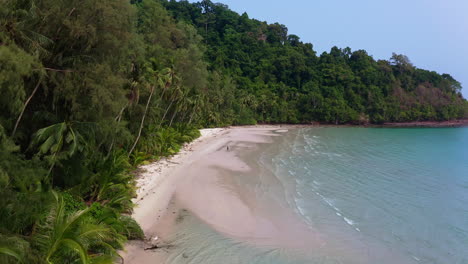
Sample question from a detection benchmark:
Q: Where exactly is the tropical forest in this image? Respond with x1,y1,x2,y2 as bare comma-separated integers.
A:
0,0,466,263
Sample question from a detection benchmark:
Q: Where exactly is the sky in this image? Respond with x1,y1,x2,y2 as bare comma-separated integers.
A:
191,0,468,98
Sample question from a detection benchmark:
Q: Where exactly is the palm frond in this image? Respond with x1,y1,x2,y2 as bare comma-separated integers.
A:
0,233,30,264
59,238,89,264
0,247,23,263
32,122,66,155
33,192,125,263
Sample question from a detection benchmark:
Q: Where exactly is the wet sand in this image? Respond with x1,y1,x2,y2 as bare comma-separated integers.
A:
122,126,325,263
122,126,421,264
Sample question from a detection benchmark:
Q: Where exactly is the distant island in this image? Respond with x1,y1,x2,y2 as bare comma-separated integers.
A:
0,0,467,263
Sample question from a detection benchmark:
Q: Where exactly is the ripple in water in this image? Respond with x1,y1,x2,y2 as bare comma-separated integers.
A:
164,127,468,264
283,127,468,264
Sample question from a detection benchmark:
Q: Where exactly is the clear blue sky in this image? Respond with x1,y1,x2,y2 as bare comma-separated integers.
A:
191,0,468,98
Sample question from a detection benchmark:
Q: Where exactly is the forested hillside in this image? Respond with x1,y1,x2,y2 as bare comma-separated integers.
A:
162,0,467,124
0,0,466,263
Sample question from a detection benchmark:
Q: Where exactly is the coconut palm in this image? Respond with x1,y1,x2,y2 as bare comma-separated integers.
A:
86,150,135,213
158,83,183,127
127,83,155,157
34,192,124,264
31,122,97,179
128,67,177,157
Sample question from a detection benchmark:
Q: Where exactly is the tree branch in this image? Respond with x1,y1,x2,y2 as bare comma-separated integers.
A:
44,67,74,73
11,79,42,137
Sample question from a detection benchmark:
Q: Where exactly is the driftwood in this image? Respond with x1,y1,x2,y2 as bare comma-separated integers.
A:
144,245,159,251
144,244,172,251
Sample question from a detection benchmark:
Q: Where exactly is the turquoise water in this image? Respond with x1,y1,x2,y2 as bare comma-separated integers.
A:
164,127,468,264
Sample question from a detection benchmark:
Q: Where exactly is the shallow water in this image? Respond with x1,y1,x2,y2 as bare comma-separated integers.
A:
162,127,468,264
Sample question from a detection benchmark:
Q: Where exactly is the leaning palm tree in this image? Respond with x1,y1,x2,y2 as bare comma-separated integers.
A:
127,83,156,157
128,67,176,157
158,83,183,128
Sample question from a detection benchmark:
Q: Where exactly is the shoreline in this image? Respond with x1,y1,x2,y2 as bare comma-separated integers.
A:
122,125,321,263
121,127,228,262
121,126,277,262
380,119,468,127
254,119,468,128
121,124,467,263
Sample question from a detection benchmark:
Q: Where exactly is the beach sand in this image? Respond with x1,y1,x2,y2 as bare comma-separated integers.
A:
121,126,324,263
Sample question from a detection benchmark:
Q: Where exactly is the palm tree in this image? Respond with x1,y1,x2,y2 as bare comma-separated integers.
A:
158,83,183,128
168,87,192,127
188,94,204,125
128,67,176,157
128,84,155,157
31,122,90,178
34,192,124,264
87,150,135,213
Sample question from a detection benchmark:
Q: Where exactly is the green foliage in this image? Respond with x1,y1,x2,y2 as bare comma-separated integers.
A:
0,191,51,235
31,122,86,165
163,0,467,124
0,39,39,131
0,234,30,264
0,126,48,192
88,203,144,240
33,192,124,264
137,125,200,159
62,191,86,215
84,151,136,213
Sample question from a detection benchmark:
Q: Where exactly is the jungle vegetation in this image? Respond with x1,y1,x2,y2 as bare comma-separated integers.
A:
0,0,466,263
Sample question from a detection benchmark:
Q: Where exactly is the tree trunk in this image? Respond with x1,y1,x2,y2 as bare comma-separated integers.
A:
188,99,200,126
107,104,128,155
128,86,155,157
168,107,178,127
158,86,179,127
179,109,188,123
188,111,195,126
12,79,42,137
188,105,197,125
159,100,175,128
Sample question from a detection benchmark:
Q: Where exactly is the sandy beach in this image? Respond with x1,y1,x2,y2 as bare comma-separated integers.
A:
121,126,325,263
120,125,435,264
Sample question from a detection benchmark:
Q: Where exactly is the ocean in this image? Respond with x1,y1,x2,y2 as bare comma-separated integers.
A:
161,127,468,264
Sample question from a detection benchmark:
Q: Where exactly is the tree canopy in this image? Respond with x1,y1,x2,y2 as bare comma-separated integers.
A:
162,0,467,124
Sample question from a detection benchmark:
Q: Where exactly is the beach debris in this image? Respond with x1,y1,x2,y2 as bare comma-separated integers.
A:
144,245,159,251
143,236,163,251
144,243,174,251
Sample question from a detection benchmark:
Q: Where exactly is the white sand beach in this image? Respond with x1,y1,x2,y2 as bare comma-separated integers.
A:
121,126,324,263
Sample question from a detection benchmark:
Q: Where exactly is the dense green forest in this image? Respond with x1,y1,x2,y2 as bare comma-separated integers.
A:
0,0,467,262
161,0,467,124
